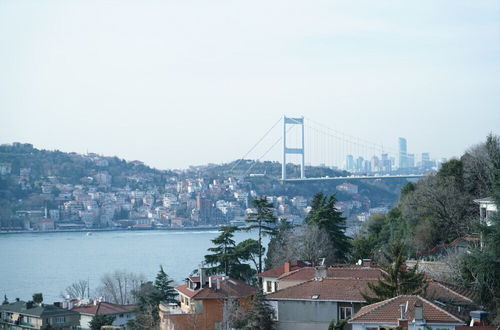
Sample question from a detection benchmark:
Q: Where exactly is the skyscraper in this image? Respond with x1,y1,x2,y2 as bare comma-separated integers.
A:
398,137,407,169
346,155,354,171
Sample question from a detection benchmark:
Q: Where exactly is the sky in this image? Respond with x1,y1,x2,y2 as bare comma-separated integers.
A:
1,0,499,170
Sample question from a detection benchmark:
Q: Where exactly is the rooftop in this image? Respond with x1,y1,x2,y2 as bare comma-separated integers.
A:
349,295,465,324
266,278,376,302
176,276,257,300
71,302,136,315
0,301,78,318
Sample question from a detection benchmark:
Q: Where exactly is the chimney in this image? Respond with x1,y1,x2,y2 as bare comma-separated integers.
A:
315,266,327,279
208,276,212,288
284,262,291,273
216,279,220,291
198,264,205,288
399,304,406,320
413,301,424,322
362,259,373,267
470,311,488,326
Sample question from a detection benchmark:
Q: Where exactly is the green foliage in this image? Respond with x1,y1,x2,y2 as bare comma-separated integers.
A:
154,266,177,304
328,318,349,330
204,226,256,281
362,239,427,304
239,291,276,330
89,314,116,330
304,193,351,263
32,293,43,304
459,169,500,312
245,197,278,273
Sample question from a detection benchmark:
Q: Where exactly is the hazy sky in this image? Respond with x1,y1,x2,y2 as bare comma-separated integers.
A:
1,0,499,170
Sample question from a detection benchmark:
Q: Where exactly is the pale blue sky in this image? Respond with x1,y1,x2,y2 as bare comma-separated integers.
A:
1,0,499,169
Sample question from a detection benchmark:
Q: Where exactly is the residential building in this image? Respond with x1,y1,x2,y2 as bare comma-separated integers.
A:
266,276,378,330
348,295,465,330
258,261,312,294
0,300,79,329
474,197,497,226
71,302,136,330
336,183,359,195
159,273,256,330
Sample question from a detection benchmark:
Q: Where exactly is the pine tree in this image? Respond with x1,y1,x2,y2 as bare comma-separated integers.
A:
305,193,351,263
241,291,276,330
362,239,427,304
154,266,177,304
89,314,116,330
205,226,238,276
245,197,278,273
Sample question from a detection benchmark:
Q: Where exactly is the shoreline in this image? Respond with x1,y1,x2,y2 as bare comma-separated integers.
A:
0,226,223,235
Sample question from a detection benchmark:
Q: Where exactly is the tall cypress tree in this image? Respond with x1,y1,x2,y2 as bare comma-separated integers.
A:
305,192,351,263
245,197,278,273
362,239,427,304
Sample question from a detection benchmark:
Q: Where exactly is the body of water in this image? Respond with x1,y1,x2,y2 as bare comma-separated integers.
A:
0,230,267,303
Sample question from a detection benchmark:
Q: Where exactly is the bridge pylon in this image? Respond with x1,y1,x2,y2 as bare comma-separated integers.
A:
282,116,305,180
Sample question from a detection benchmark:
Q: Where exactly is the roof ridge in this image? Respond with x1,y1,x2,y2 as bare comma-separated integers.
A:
432,281,473,303
277,267,312,280
417,295,465,324
350,296,401,321
267,279,316,297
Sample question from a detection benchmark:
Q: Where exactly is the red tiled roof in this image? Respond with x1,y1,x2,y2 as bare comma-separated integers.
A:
426,280,478,305
277,266,383,281
176,277,257,300
457,327,500,330
266,278,377,302
349,295,465,324
71,302,136,315
257,260,311,278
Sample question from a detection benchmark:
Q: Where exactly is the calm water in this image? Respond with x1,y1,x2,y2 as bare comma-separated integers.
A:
0,230,267,303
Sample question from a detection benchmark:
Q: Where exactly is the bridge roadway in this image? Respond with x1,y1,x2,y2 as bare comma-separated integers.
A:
282,174,426,182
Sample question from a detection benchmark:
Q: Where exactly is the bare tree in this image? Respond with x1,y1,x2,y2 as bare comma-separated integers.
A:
96,270,145,304
297,225,335,265
61,280,89,299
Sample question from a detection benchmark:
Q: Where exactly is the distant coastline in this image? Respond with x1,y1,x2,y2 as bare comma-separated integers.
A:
0,226,222,235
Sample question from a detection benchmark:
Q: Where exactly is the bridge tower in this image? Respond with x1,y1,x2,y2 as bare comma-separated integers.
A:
282,116,305,180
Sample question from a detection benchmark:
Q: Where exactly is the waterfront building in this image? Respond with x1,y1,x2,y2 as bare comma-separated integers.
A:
159,273,256,330
0,300,79,329
71,302,136,330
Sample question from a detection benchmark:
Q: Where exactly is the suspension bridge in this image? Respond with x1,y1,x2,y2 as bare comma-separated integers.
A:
234,116,427,182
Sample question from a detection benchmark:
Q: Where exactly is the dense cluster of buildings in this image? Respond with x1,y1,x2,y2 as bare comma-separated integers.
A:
344,137,443,174
1,152,390,232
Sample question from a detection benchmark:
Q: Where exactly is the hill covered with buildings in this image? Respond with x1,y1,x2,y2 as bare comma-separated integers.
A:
0,142,407,232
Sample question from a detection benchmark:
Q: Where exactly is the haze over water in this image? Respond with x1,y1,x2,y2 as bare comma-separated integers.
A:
0,230,266,303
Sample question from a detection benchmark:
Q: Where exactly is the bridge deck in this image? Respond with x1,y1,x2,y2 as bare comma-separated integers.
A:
282,174,425,182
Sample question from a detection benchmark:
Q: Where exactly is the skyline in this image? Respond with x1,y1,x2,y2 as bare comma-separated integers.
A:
1,1,499,169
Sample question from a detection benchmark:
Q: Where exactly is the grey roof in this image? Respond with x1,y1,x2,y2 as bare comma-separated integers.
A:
0,301,78,318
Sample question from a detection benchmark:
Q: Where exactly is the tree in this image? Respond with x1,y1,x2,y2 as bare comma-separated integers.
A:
240,291,276,330
96,270,145,304
362,239,427,304
32,293,43,304
205,226,238,276
154,266,177,304
204,226,255,281
459,169,500,313
62,280,88,299
131,281,161,328
305,193,351,263
245,197,278,273
264,219,295,271
297,225,335,263
89,314,116,330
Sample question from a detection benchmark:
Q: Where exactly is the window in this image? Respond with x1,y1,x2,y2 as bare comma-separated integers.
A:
339,306,353,320
273,282,278,292
119,314,124,318
266,281,272,293
53,316,66,324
